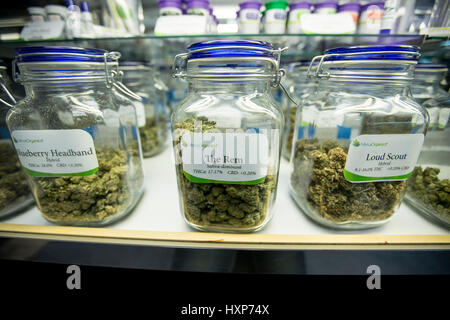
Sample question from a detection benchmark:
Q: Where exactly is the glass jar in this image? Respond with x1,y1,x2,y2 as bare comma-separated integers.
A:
406,63,450,227
411,63,449,104
120,62,169,157
167,75,188,113
0,65,34,218
7,46,145,226
171,40,285,233
289,45,428,229
281,60,316,160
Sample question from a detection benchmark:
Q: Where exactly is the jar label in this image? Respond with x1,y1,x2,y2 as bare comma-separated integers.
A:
180,132,269,184
11,129,99,177
344,134,424,183
438,108,450,129
134,100,147,127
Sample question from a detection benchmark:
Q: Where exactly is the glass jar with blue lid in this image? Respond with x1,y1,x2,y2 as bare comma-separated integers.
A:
119,61,169,157
281,60,317,161
0,64,33,218
171,40,285,232
289,45,428,229
411,63,448,104
6,46,145,226
407,62,450,227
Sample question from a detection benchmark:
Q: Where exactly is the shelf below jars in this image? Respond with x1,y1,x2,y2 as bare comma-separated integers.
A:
0,147,448,250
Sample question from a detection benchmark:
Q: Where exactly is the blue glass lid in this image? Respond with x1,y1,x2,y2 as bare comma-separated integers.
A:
15,46,117,63
186,40,276,60
323,45,420,62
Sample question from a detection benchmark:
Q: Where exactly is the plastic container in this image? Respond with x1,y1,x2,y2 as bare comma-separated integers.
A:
27,7,46,23
406,63,450,227
358,2,384,34
65,0,81,39
7,46,145,226
337,2,361,23
120,62,170,157
263,0,289,34
159,1,183,16
427,0,450,36
238,1,262,34
187,0,210,16
289,45,427,229
80,1,94,35
171,40,285,232
0,65,34,218
314,1,338,14
380,0,416,34
45,5,67,22
287,1,312,34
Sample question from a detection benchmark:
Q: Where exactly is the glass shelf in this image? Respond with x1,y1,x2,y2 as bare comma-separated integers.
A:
0,32,434,64
0,32,429,44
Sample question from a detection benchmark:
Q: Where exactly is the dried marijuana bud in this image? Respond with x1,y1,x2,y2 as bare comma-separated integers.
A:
291,138,406,224
37,147,133,223
407,166,450,223
174,117,275,230
139,115,168,156
0,143,31,213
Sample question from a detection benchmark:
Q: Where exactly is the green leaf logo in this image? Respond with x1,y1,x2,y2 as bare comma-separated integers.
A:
12,136,18,143
353,139,360,147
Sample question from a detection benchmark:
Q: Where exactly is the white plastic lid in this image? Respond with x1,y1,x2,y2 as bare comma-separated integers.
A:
27,7,46,15
45,5,67,17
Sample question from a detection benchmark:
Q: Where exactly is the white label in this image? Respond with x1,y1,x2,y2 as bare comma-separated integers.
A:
427,107,440,127
316,109,344,127
287,9,310,33
438,108,450,129
180,132,269,184
264,9,287,33
301,106,320,126
12,129,99,177
134,101,146,127
301,13,356,34
344,134,424,183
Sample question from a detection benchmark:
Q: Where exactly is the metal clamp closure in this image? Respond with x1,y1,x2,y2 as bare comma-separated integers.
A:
307,50,421,80
12,51,122,87
0,76,17,107
172,45,288,88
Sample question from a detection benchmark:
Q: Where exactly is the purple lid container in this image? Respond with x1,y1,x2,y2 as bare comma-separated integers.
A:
290,1,312,10
158,0,181,4
239,1,262,10
338,2,361,12
314,1,338,10
187,0,210,10
361,1,384,11
159,1,183,9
